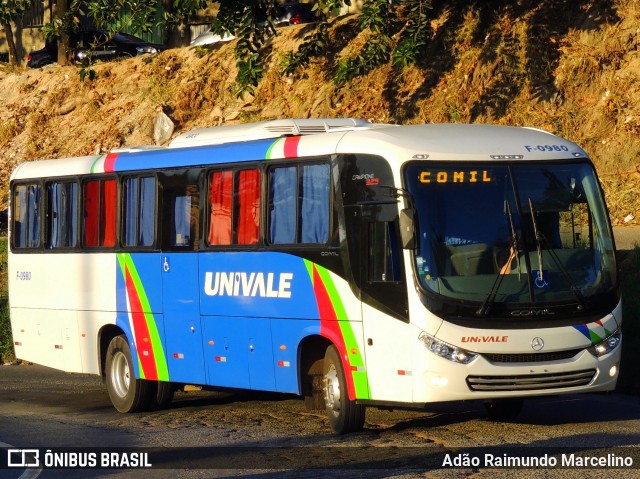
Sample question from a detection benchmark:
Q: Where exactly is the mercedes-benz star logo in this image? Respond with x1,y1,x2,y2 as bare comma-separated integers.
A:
531,337,544,351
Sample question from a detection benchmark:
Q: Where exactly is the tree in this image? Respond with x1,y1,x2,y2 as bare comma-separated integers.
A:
210,0,433,95
211,0,280,97
55,0,70,65
44,0,209,66
0,0,34,65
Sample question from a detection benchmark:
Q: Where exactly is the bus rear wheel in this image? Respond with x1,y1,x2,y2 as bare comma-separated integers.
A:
323,345,365,434
150,381,176,410
105,335,152,413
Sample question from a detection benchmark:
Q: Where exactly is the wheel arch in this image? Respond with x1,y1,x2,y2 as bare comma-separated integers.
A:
298,334,332,398
98,324,127,378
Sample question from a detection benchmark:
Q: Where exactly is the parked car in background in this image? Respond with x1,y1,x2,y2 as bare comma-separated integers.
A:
275,2,317,25
190,2,317,47
190,30,235,47
27,30,167,68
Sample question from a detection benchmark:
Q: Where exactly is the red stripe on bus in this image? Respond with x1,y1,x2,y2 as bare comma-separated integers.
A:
283,136,301,158
104,153,118,172
124,267,158,380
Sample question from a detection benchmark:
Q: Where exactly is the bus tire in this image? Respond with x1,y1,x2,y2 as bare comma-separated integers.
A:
323,345,365,434
484,398,523,421
105,335,152,413
151,381,175,410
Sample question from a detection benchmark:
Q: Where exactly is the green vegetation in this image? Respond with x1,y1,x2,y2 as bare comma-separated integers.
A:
0,236,12,363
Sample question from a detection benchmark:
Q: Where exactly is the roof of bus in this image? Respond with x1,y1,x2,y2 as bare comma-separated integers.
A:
336,124,587,162
10,122,588,181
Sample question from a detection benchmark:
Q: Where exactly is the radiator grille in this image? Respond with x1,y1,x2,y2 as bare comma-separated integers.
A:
481,348,583,364
466,369,596,392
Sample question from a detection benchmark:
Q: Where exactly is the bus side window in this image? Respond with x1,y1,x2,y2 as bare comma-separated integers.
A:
300,164,330,243
47,181,79,249
207,168,260,246
368,221,401,282
12,183,42,249
163,185,199,250
122,176,156,248
268,163,330,245
83,178,117,248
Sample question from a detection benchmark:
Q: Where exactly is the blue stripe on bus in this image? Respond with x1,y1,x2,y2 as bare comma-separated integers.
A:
112,139,277,171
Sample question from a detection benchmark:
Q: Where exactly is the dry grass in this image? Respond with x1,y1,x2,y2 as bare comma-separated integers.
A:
0,119,18,147
0,0,639,219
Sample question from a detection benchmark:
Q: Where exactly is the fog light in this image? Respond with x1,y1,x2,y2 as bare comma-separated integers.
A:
430,376,449,387
609,365,618,377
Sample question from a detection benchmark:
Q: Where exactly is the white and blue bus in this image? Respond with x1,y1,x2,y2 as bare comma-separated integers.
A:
9,119,621,433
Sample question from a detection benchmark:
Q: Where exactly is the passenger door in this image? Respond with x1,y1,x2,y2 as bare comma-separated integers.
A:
348,202,412,402
160,175,206,385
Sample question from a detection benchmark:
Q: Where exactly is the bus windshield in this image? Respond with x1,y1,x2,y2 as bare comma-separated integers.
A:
404,161,617,308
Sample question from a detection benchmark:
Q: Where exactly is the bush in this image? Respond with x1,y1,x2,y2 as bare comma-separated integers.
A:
0,236,13,363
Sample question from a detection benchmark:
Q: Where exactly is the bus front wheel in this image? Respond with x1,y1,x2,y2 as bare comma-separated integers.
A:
323,345,365,434
105,335,152,413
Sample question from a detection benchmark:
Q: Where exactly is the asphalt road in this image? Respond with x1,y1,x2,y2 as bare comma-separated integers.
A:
1,365,640,479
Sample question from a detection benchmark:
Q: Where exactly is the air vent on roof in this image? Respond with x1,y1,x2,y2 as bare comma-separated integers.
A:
168,118,373,149
264,126,298,135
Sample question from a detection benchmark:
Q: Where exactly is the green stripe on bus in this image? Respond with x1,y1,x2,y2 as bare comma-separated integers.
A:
265,138,281,160
118,253,170,381
314,263,371,400
89,155,105,174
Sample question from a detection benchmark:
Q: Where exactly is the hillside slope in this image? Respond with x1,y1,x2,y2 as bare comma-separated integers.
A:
1,0,639,222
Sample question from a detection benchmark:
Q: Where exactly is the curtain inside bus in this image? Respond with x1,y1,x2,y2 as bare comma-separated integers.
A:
269,167,297,244
236,169,260,245
208,171,233,245
301,164,329,243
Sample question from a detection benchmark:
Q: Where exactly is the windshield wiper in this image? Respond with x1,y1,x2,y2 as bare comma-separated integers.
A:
528,198,545,286
476,271,507,316
505,201,521,279
476,201,521,316
528,198,587,311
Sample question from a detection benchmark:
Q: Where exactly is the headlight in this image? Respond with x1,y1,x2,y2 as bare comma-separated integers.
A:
418,332,478,364
136,46,158,55
587,330,621,357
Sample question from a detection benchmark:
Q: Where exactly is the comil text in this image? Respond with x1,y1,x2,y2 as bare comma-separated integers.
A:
419,170,492,184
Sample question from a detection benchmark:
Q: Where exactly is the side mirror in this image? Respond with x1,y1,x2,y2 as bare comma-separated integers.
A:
399,208,416,250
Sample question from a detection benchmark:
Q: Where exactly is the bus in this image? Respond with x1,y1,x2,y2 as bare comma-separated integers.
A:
8,118,621,434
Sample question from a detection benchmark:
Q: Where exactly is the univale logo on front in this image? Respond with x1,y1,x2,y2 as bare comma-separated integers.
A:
204,271,293,298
